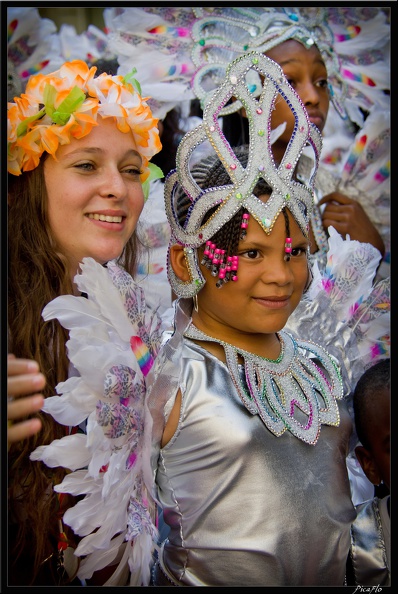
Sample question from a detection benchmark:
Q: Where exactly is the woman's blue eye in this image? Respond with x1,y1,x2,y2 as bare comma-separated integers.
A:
124,167,142,176
76,162,94,170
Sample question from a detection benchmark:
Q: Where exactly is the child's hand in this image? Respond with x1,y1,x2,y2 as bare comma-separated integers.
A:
318,192,385,257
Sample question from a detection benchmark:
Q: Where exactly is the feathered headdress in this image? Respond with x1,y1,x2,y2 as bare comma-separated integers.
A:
104,6,390,127
190,7,390,125
7,6,59,89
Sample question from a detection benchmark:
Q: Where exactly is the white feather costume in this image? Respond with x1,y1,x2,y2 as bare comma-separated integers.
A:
30,259,163,585
30,226,389,583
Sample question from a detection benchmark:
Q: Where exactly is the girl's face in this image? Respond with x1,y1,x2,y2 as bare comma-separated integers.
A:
193,206,309,351
265,39,330,150
44,116,145,276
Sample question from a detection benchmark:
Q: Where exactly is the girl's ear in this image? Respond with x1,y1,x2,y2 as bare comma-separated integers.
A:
355,445,381,486
169,244,191,282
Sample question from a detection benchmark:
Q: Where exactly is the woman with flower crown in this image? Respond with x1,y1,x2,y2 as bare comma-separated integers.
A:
7,59,163,586
30,52,389,586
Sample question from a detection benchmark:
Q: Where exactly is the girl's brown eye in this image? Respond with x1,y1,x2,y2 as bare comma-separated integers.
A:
241,249,259,259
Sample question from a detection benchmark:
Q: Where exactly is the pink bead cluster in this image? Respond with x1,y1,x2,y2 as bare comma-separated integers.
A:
201,242,240,288
284,237,292,262
240,212,250,239
200,212,251,288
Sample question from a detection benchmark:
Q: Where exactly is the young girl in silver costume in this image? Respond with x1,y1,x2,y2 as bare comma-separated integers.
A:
147,51,354,586
31,52,389,586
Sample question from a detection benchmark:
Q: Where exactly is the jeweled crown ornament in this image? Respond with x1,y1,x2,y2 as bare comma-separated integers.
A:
164,51,322,298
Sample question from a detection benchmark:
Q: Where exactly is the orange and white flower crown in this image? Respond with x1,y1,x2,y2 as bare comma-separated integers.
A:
7,60,163,195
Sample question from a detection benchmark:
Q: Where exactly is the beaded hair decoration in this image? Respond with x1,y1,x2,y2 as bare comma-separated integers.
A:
7,59,163,196
165,51,322,298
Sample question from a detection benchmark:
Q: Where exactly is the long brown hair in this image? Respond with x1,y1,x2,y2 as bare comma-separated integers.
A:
7,160,141,585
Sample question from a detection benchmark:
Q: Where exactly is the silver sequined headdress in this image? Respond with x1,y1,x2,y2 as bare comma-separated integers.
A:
104,6,389,126
165,51,322,298
188,6,390,126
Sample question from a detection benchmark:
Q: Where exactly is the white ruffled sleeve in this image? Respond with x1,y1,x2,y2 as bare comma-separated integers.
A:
285,227,390,398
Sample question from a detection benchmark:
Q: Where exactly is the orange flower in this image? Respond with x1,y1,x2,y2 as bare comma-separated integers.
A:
8,60,162,179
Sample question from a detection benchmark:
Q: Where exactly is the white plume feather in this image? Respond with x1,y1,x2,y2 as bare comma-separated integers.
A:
30,258,163,584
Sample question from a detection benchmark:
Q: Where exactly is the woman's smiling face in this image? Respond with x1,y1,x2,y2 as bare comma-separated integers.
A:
44,116,145,276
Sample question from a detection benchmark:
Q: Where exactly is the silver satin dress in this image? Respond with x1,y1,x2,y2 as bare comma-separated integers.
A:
152,338,356,586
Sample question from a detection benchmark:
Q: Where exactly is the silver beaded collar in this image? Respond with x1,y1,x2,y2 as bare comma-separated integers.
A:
184,323,343,445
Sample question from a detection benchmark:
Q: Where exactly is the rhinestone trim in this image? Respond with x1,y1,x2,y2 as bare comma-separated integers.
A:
184,324,343,445
165,52,321,297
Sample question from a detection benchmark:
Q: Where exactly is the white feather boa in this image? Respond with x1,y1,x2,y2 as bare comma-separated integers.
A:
30,258,163,585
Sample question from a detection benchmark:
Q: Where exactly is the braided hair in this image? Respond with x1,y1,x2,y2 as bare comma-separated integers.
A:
176,145,274,263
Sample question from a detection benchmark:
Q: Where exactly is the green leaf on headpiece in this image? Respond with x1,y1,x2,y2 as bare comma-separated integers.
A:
124,68,142,95
51,86,86,126
142,163,164,201
16,107,46,137
43,83,57,118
